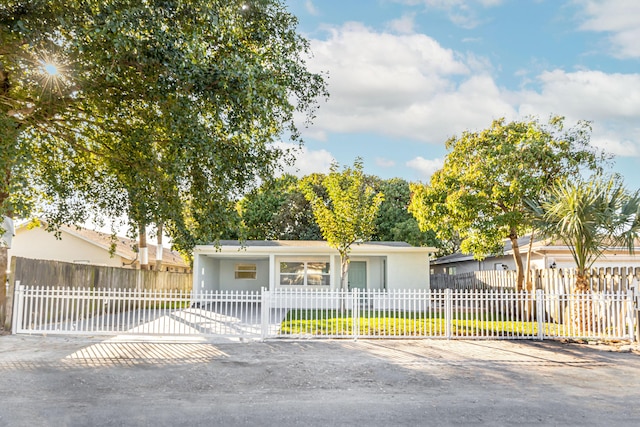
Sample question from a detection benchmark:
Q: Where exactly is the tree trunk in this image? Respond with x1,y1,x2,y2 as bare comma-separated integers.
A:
509,232,525,291
139,223,149,270
0,246,6,331
340,252,349,292
525,231,534,292
0,213,13,331
155,223,164,271
571,271,592,333
339,251,349,313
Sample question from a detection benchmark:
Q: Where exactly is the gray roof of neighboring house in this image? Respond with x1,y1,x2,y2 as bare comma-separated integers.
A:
433,234,640,266
433,235,536,265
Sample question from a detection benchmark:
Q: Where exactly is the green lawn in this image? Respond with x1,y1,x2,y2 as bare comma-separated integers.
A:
281,309,561,337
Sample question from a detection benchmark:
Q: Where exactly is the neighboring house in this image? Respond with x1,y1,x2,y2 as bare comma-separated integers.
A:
432,235,640,274
8,222,189,273
193,240,435,292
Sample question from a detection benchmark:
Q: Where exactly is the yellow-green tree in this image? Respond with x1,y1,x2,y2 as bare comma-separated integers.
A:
301,160,384,291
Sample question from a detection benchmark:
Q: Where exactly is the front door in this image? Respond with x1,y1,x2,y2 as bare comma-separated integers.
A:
348,261,367,291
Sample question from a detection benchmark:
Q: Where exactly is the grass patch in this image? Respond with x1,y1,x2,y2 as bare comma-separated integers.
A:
281,309,560,337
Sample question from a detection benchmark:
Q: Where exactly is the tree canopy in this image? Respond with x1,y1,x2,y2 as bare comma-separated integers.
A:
371,177,442,249
238,174,322,240
2,0,326,245
409,117,607,290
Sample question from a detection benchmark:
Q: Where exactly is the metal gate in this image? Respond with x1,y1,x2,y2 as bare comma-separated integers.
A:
12,286,269,340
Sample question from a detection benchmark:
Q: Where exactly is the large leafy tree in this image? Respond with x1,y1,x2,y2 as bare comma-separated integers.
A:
409,117,606,290
238,174,321,240
1,0,326,319
300,160,384,291
527,175,640,292
372,177,443,249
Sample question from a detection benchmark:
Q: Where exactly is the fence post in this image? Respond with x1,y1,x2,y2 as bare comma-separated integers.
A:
637,303,640,344
445,288,452,339
626,290,635,342
352,289,359,341
536,289,544,340
261,287,270,341
11,281,22,334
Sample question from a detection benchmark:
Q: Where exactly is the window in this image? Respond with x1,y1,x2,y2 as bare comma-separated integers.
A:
235,263,257,279
446,266,457,275
280,261,330,287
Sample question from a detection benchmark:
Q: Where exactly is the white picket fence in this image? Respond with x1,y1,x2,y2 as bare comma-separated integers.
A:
12,285,638,341
267,288,636,340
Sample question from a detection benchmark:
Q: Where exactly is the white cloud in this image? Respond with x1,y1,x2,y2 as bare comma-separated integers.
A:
407,157,444,180
394,0,504,28
518,70,640,120
276,142,334,177
385,13,416,34
516,69,640,156
575,0,640,58
305,23,507,144
305,0,320,16
302,23,640,164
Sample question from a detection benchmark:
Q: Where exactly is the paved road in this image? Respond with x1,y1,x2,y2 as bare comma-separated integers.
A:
0,335,639,426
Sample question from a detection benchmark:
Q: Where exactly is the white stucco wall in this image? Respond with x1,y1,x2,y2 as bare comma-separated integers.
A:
8,227,124,268
195,256,220,291
218,259,269,291
385,252,429,290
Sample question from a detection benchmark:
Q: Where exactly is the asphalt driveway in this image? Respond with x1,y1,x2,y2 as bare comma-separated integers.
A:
0,335,639,426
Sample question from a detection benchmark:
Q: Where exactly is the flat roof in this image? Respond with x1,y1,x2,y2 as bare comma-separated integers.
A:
195,240,435,255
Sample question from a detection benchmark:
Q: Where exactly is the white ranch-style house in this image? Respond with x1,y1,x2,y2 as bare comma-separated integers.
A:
193,240,435,293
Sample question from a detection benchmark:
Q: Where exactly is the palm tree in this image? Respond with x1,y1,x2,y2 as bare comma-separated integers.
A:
527,175,640,292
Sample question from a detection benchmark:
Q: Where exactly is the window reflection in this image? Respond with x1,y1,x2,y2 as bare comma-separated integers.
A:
279,261,330,287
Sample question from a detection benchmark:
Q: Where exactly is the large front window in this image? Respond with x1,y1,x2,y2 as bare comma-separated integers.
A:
280,261,330,287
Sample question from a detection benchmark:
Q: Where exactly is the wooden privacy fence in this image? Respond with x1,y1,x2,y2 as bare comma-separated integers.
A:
431,270,519,290
10,257,192,291
431,267,640,293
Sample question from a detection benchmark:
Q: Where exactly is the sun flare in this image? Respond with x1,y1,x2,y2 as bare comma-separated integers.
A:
42,62,60,76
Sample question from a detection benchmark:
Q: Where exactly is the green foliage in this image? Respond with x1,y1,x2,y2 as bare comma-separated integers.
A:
300,159,384,290
409,117,606,289
527,175,640,289
372,177,443,249
238,174,322,240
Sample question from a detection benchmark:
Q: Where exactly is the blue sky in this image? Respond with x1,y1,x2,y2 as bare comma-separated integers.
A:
281,0,640,188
